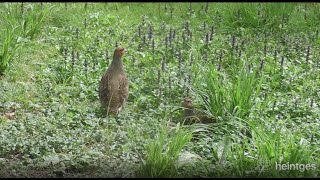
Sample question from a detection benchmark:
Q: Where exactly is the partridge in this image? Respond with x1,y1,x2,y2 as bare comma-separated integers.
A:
181,97,213,125
99,47,128,116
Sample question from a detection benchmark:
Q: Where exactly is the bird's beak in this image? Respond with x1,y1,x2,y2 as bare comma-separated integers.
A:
121,49,126,57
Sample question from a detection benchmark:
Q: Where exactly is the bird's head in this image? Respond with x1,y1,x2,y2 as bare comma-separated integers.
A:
181,97,194,109
114,47,126,58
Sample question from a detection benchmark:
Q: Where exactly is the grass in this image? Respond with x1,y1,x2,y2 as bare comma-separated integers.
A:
194,61,264,119
0,2,319,178
0,27,19,75
137,124,193,178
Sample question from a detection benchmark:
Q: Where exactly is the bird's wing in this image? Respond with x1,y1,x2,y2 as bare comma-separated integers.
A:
118,74,129,106
99,73,111,107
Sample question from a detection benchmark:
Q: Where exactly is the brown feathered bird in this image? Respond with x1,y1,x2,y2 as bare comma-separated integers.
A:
99,47,128,116
181,97,213,124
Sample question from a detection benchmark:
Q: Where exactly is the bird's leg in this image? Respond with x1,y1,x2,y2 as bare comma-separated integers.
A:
115,110,122,125
115,105,125,125
115,116,120,125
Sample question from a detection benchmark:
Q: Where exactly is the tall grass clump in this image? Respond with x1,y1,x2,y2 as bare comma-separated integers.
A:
0,28,19,75
0,3,51,75
21,4,52,39
137,124,193,178
1,3,51,40
194,63,264,120
209,118,320,177
219,3,298,33
228,66,264,118
221,3,261,31
249,122,319,177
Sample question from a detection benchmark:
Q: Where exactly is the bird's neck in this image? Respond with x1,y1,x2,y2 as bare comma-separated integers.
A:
110,56,124,73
